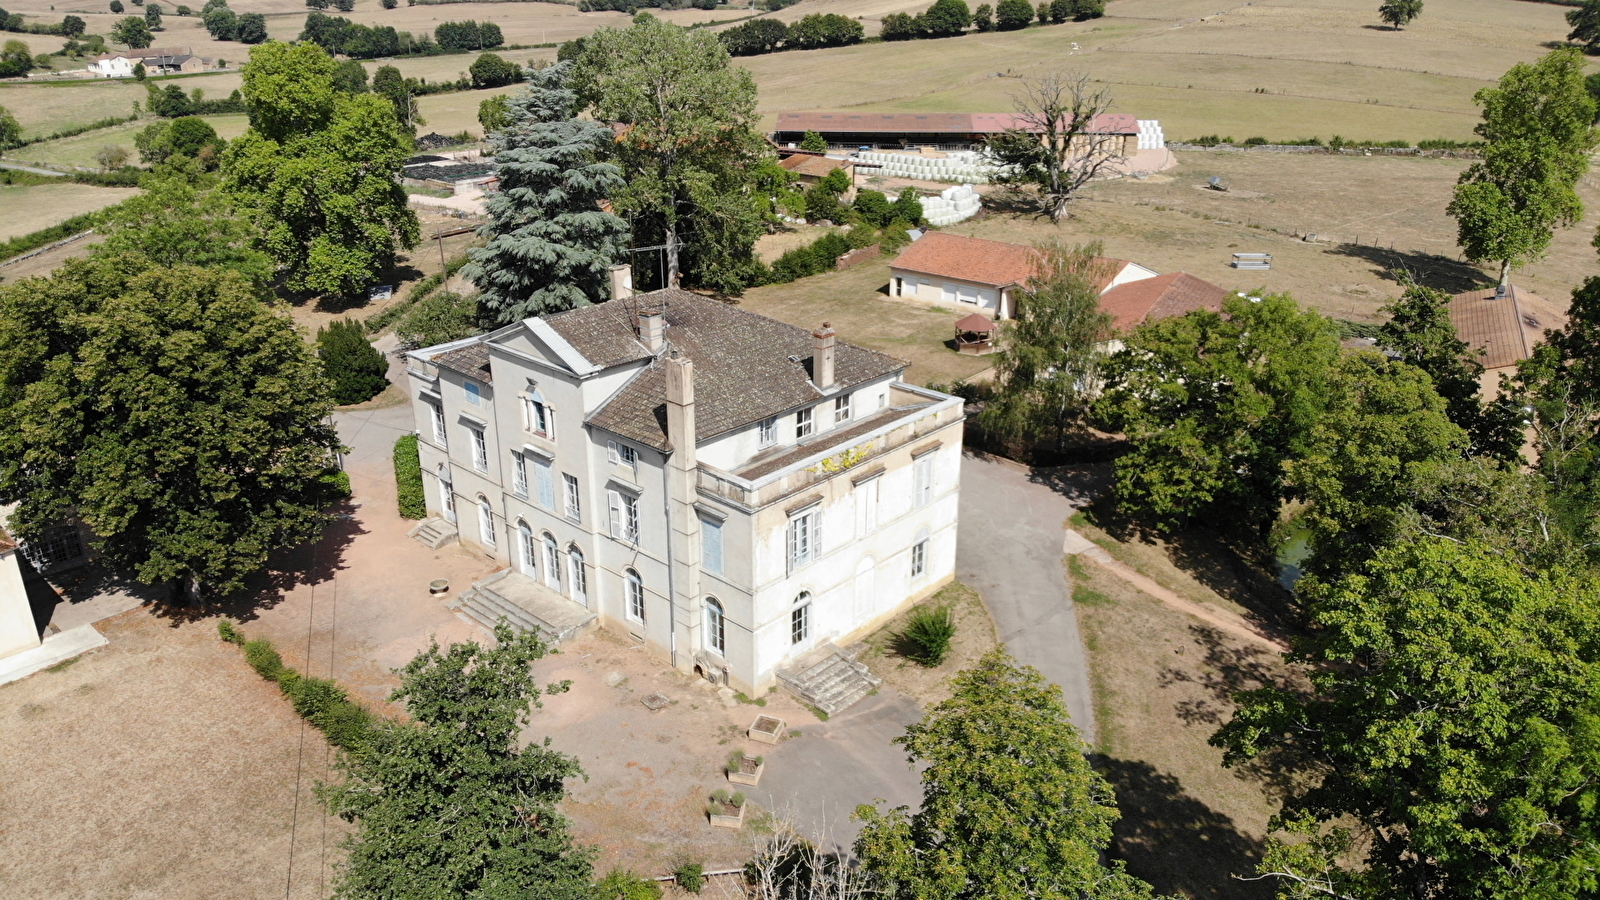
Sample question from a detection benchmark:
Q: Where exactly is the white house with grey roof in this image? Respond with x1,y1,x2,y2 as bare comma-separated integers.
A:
403,270,964,704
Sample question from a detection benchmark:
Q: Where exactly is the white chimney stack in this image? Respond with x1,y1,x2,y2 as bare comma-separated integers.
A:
609,263,634,303
639,308,665,354
813,322,837,390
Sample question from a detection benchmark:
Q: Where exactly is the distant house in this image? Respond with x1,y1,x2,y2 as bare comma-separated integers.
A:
88,47,216,78
778,152,857,188
1448,284,1567,396
772,112,1142,154
1097,272,1231,350
886,232,1158,319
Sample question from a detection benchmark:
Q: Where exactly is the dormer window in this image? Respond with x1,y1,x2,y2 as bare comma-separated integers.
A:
523,390,551,439
795,408,814,439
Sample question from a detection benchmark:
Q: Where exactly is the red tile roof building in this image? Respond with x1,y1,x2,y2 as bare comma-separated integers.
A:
1097,272,1231,333
1447,285,1567,372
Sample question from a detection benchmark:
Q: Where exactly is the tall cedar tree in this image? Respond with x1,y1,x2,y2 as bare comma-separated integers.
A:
1447,49,1596,290
1093,292,1342,537
979,242,1113,454
1568,0,1600,51
0,254,342,597
222,41,419,297
573,15,769,292
1214,537,1600,900
317,317,389,405
854,650,1163,900
463,61,630,326
319,624,596,900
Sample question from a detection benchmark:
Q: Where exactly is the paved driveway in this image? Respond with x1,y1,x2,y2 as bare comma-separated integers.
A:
956,453,1096,744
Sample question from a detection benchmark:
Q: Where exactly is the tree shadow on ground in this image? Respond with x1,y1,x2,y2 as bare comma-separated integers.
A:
152,500,365,625
1097,756,1271,900
1327,243,1486,296
1027,462,1116,507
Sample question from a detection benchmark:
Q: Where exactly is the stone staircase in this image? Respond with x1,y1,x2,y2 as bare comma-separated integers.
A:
446,569,597,645
776,642,882,717
408,517,458,549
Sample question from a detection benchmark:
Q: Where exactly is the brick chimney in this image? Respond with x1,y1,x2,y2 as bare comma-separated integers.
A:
666,350,696,466
609,263,634,302
639,308,665,354
813,322,837,390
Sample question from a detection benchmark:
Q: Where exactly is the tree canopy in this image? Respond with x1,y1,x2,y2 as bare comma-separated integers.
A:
463,60,630,325
571,15,769,292
985,72,1123,222
1377,0,1421,29
222,41,418,297
0,254,342,597
319,624,596,900
1447,48,1596,289
854,650,1163,900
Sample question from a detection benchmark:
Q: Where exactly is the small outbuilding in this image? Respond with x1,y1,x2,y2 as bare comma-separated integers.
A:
1447,284,1567,396
778,152,858,188
954,312,997,354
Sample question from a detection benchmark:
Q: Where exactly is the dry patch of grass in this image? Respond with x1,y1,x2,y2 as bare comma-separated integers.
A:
0,183,139,241
858,579,997,707
14,113,249,169
734,259,993,387
0,609,343,900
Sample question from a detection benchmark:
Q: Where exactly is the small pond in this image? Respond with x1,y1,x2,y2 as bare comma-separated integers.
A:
1275,525,1311,592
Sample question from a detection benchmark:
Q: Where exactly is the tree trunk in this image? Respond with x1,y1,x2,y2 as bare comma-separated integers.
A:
1499,259,1511,292
665,222,681,288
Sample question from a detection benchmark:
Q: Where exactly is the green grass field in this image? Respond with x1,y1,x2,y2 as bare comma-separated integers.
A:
13,114,249,169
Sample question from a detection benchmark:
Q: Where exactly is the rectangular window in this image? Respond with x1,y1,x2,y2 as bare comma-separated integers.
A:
701,517,723,575
914,454,935,508
431,403,447,445
607,441,637,467
609,489,639,543
911,538,927,578
795,408,813,440
787,510,818,570
524,396,550,438
879,390,888,409
758,417,777,449
941,282,957,303
563,473,581,523
535,458,554,509
834,393,851,423
470,427,488,472
464,380,482,406
511,452,528,497
791,603,809,645
856,477,879,535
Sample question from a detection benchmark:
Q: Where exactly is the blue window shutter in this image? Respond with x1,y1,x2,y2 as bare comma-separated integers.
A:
535,459,554,509
702,518,723,575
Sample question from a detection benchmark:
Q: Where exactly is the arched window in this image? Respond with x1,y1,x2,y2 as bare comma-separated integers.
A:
517,520,535,576
705,597,725,655
626,569,645,622
542,532,561,590
911,526,930,579
791,590,811,645
477,496,495,547
568,545,587,605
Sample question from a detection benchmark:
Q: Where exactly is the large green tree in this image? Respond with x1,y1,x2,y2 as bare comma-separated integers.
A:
222,41,418,298
0,102,21,150
0,254,342,597
1214,537,1600,900
854,650,1162,900
979,242,1113,454
463,61,629,326
1093,292,1342,537
96,174,274,285
1377,281,1521,461
371,63,422,132
1567,0,1600,51
1447,49,1597,290
319,624,596,900
572,15,769,292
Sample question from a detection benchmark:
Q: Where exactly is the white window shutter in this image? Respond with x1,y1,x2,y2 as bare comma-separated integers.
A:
608,490,623,538
535,460,554,508
607,441,619,464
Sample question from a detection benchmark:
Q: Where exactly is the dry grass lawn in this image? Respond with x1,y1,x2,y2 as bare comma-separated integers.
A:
0,609,344,900
13,112,249,169
857,579,997,707
1065,508,1307,900
734,255,995,387
0,182,139,240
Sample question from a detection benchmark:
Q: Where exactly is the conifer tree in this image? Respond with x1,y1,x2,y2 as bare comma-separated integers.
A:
464,61,629,326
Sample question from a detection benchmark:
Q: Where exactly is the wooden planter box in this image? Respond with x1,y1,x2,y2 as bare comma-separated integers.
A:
748,715,785,745
709,803,747,829
728,757,765,786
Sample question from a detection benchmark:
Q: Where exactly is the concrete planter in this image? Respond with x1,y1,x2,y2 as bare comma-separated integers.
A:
748,715,785,745
727,755,765,786
708,803,747,829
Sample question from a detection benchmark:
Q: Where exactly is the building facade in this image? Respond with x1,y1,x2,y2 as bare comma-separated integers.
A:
405,278,964,692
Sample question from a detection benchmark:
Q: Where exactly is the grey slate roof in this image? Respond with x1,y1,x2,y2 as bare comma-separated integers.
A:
542,289,907,450
432,344,493,383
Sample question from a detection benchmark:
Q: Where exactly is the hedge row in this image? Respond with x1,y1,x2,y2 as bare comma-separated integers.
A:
218,620,378,752
394,434,426,519
2,114,139,151
0,210,102,264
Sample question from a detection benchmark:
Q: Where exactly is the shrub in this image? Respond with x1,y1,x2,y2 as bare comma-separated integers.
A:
242,639,287,681
224,626,377,752
217,619,244,644
596,870,663,900
674,863,705,894
1243,135,1268,146
853,189,893,227
394,290,479,350
900,604,957,666
317,317,389,406
394,434,426,519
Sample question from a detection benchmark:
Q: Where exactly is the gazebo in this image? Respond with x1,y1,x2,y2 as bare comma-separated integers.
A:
954,312,997,355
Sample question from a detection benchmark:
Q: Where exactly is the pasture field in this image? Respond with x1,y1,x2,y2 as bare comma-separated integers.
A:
0,182,139,240
11,112,248,168
0,71,243,139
